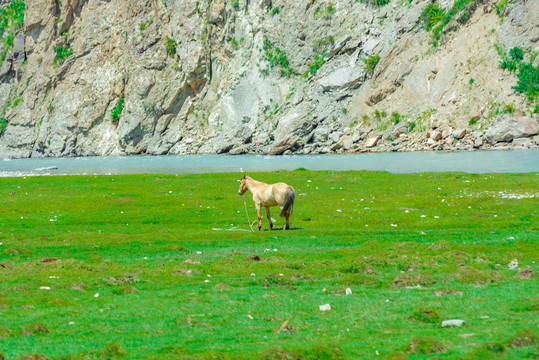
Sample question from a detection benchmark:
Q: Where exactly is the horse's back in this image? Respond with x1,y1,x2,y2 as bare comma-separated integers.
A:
271,182,293,204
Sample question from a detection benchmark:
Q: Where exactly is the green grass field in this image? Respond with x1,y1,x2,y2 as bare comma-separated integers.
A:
0,170,538,359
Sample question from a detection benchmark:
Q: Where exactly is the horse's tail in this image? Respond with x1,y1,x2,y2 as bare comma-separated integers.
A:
280,186,295,217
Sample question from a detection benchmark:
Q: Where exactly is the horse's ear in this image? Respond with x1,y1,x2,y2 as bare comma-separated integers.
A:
242,175,246,179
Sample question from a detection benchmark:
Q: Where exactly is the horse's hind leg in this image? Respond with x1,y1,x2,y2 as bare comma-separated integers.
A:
256,203,262,231
284,211,290,230
266,207,273,230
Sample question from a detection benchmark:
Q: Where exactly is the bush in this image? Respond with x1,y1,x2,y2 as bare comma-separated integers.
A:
364,55,380,75
509,46,524,62
0,118,7,133
111,98,125,121
165,36,177,56
263,37,294,77
420,2,445,31
53,45,73,65
514,62,539,101
305,53,326,77
391,112,401,124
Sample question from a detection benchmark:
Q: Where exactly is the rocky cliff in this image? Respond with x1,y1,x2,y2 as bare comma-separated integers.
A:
0,0,537,158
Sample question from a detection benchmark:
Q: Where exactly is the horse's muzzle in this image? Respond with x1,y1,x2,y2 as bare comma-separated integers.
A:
238,190,243,195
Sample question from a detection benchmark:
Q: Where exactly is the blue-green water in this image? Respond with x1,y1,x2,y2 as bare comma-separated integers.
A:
1,150,538,177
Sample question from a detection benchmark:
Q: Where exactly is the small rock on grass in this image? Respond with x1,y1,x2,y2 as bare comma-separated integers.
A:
441,319,465,327
319,304,331,311
508,259,519,270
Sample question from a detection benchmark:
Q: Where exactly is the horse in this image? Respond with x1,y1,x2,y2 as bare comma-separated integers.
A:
238,175,295,231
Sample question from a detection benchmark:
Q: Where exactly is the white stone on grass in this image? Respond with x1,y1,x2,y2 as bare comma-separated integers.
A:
319,304,331,311
442,319,465,327
508,259,519,270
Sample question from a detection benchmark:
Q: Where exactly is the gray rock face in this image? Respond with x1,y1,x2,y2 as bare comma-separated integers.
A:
0,0,537,158
499,0,539,50
484,114,539,144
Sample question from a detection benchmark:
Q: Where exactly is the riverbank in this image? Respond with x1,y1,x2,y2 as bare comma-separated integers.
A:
0,171,537,358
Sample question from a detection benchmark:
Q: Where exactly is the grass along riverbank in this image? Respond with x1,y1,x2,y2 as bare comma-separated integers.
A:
0,171,538,359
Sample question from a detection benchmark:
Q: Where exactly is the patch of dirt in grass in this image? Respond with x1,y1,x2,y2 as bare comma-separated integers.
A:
246,255,262,261
429,240,451,251
258,344,344,360
68,282,86,291
404,337,447,355
384,352,407,360
457,266,505,285
39,257,59,263
407,307,441,323
0,326,12,339
22,322,49,336
214,283,232,291
101,343,128,358
258,274,296,289
336,274,381,286
111,198,132,202
112,286,139,295
392,273,436,288
274,320,298,333
432,288,464,296
16,355,48,360
514,269,534,279
441,251,471,265
173,268,193,277
103,274,140,286
12,284,29,292
509,329,538,348
0,261,15,269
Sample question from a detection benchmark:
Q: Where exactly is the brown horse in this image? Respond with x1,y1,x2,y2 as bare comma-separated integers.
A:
238,175,295,231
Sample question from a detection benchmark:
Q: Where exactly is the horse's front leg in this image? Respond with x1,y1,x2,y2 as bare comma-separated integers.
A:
266,207,273,230
256,203,262,231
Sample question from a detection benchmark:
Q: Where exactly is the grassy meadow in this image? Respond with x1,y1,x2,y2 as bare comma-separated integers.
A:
0,170,538,359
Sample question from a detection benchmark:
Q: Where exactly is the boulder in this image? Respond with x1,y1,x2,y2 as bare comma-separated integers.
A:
268,137,298,155
441,127,452,139
365,135,381,148
328,131,342,143
430,130,442,141
318,67,365,92
484,113,539,144
453,128,467,139
342,136,354,150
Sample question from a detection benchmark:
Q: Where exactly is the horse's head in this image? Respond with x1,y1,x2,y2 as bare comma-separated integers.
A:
238,175,248,195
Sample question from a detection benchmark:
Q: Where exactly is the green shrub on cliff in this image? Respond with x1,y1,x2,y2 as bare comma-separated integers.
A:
263,37,294,77
363,55,380,75
305,53,326,77
165,37,177,56
111,98,125,121
0,1,25,61
0,118,7,133
53,45,73,65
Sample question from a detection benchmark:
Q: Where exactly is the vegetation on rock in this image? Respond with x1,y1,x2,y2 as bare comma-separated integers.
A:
0,1,25,61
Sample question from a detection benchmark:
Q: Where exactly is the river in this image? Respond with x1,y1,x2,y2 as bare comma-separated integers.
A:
1,150,538,177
